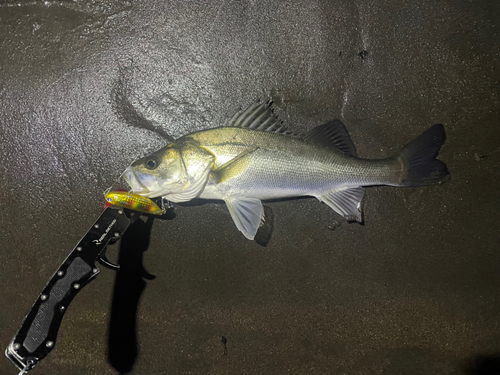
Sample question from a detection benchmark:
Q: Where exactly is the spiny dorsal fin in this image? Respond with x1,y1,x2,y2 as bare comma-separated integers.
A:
223,99,293,135
305,120,357,157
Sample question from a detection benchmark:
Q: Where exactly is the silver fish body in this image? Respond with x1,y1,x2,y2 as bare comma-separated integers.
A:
123,100,449,240
192,127,402,200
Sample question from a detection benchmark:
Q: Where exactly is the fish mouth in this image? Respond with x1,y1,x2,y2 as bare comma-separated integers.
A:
122,166,149,194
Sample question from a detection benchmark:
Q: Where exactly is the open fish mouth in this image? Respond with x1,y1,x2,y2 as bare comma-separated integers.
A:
122,166,150,194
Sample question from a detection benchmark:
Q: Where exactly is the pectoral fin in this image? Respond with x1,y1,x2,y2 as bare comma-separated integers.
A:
225,197,264,240
211,148,259,184
317,187,365,222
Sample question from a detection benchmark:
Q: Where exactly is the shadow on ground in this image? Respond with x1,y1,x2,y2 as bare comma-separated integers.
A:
107,210,175,374
463,353,500,375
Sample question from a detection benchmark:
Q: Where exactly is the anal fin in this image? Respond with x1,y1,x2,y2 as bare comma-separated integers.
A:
317,187,365,222
225,198,264,240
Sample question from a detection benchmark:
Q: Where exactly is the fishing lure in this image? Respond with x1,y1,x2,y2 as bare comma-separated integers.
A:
105,190,165,215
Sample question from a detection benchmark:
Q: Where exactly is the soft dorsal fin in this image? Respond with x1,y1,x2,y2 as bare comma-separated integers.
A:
223,99,292,134
305,120,357,157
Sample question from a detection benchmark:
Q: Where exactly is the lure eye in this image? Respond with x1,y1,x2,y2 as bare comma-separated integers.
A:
145,157,159,170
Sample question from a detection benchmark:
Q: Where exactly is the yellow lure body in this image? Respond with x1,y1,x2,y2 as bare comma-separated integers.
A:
105,190,165,215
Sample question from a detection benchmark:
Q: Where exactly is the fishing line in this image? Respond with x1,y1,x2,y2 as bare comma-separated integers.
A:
103,155,141,198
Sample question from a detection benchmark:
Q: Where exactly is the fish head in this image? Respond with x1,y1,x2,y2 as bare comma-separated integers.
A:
123,146,185,197
123,141,215,202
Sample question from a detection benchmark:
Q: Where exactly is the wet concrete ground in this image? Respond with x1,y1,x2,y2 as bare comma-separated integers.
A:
1,0,499,374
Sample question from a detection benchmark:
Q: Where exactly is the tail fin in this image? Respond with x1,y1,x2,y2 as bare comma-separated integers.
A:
398,124,449,186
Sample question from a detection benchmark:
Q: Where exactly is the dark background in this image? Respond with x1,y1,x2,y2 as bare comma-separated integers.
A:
1,1,499,374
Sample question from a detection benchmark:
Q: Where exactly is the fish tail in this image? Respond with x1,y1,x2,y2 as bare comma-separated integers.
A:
397,124,449,186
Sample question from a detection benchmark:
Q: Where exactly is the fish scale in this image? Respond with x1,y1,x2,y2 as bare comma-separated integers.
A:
190,127,402,201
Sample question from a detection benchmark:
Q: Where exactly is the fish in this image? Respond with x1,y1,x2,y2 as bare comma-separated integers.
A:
105,190,165,215
122,100,449,240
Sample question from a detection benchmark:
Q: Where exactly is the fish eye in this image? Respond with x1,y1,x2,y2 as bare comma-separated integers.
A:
145,156,159,170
